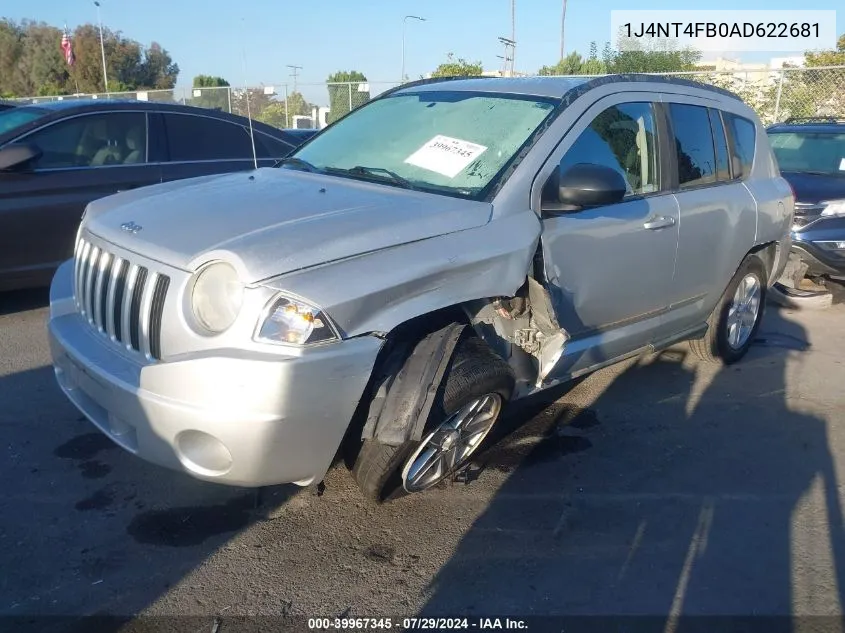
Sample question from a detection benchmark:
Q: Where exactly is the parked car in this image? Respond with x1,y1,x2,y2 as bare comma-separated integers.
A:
48,75,793,501
767,117,845,282
0,100,314,291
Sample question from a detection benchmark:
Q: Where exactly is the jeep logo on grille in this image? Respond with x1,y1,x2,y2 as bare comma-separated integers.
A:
120,221,142,234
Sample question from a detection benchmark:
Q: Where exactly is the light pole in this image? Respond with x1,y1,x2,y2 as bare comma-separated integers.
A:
560,0,568,61
94,1,109,96
510,0,516,75
401,15,426,83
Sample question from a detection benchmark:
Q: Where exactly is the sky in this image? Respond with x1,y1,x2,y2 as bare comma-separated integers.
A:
5,0,844,100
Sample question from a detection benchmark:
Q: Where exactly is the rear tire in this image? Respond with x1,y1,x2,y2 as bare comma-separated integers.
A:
690,255,767,365
352,334,514,502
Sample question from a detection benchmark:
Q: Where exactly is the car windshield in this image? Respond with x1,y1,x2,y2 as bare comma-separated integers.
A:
0,106,49,137
768,130,845,177
288,90,559,199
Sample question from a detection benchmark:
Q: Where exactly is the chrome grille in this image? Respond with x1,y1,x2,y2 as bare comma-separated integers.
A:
73,237,170,360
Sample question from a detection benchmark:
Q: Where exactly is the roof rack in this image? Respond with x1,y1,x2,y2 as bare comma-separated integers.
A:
784,116,845,124
379,73,744,102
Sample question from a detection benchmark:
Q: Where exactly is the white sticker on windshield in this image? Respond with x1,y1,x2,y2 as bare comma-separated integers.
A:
404,135,488,178
840,158,845,171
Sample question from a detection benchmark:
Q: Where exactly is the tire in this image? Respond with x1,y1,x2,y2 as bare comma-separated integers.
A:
690,255,767,365
352,334,514,502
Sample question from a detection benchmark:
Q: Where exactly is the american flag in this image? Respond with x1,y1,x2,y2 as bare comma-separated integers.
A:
61,28,75,66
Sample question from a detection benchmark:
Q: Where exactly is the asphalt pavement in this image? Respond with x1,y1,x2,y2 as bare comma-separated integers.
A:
2,286,845,628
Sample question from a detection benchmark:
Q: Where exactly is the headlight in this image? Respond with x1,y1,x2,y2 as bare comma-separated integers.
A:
191,262,243,333
256,295,338,346
821,200,845,218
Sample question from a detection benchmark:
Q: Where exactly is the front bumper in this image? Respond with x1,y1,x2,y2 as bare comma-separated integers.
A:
48,260,383,487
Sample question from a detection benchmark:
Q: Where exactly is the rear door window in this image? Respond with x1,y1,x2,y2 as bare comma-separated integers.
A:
725,113,757,178
668,104,717,189
163,113,255,161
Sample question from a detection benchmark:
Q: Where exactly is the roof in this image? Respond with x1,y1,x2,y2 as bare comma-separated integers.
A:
17,99,211,114
390,74,743,101
397,76,592,98
9,98,290,130
0,98,304,146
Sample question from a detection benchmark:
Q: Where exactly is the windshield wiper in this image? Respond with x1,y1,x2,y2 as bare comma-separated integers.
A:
328,165,417,190
273,156,320,171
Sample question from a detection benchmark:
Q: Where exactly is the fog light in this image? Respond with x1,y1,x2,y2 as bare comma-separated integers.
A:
175,430,233,476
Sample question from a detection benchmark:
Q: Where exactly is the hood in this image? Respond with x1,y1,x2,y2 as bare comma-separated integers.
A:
781,171,845,205
84,168,493,282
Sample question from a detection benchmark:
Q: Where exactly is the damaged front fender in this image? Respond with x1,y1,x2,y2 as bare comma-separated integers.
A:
361,322,466,447
260,212,542,338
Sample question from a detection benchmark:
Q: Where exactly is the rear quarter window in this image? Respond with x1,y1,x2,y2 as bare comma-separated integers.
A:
725,113,756,179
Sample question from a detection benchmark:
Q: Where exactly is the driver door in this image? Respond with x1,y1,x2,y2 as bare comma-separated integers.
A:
0,111,160,289
536,96,680,379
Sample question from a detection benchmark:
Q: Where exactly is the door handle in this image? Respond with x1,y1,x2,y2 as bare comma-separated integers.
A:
643,215,676,230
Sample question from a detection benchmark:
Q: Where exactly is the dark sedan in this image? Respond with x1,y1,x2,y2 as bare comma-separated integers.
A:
0,101,316,291
768,118,845,280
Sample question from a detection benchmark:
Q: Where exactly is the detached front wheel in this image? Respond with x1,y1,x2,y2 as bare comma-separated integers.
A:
351,334,514,502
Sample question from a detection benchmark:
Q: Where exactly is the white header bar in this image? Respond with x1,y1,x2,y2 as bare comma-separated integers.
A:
610,10,837,53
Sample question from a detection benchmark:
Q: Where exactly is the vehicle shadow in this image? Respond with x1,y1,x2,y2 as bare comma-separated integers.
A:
0,362,296,633
0,287,50,316
420,306,845,627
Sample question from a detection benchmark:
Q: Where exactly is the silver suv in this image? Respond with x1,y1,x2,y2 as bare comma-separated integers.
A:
48,75,793,501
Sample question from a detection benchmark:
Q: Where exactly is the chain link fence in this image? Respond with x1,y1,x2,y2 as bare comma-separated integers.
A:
11,66,845,128
658,65,845,125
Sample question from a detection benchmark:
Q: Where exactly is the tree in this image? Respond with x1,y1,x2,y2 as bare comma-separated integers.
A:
431,53,483,78
0,19,179,97
804,33,845,67
605,42,701,74
256,92,314,129
539,52,585,76
139,42,179,90
193,75,229,87
539,42,608,76
189,74,230,111
16,21,69,96
231,86,274,119
326,70,368,125
286,91,312,118
0,20,24,97
581,42,608,75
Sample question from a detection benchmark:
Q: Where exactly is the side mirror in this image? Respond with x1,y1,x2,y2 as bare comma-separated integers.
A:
543,163,628,212
0,143,42,171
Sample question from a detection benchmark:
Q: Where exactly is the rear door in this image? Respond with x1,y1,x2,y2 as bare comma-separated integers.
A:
158,112,279,183
0,110,160,288
663,99,757,334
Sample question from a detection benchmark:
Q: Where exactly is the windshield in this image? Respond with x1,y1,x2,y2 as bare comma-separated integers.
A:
0,106,49,137
289,90,559,199
768,130,845,177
